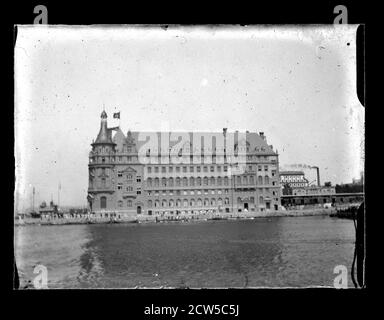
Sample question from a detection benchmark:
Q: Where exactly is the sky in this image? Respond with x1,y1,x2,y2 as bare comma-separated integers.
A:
14,25,364,211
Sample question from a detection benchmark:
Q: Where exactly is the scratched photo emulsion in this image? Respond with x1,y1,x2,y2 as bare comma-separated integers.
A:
14,25,364,289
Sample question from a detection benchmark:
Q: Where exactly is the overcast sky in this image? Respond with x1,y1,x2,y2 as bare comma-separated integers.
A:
14,25,364,211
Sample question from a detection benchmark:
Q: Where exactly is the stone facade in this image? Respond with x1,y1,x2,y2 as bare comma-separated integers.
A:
87,112,281,216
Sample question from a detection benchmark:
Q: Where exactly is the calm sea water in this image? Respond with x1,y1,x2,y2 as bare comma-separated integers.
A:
14,216,355,288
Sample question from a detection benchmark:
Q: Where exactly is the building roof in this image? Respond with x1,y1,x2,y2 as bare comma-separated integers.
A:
280,171,305,175
112,130,277,155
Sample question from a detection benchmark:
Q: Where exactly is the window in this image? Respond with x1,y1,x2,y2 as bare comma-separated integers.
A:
127,200,132,207
127,186,133,192
224,166,228,172
258,165,262,171
264,165,268,171
204,166,208,172
101,178,106,188
147,167,152,174
197,166,201,172
162,167,166,173
190,166,194,172
118,200,123,207
117,184,123,190
176,167,180,173
183,166,187,173
169,166,173,173
147,178,152,187
217,166,221,172
118,172,123,178
155,167,159,173
210,166,214,172
100,196,107,209
127,174,133,180
137,190,141,195
137,177,141,183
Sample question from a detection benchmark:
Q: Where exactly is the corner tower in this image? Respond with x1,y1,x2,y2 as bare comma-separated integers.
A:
87,111,117,212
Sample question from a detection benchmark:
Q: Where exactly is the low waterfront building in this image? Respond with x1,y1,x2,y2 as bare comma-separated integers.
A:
87,111,281,216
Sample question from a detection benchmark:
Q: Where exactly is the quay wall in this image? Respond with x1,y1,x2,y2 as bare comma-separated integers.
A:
15,207,336,226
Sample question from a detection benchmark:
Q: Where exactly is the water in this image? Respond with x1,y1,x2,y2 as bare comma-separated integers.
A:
14,216,355,288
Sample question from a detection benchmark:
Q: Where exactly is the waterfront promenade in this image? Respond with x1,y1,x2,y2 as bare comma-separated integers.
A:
15,207,337,226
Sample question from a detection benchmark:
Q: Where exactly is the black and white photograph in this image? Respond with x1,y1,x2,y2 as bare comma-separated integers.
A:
14,23,365,290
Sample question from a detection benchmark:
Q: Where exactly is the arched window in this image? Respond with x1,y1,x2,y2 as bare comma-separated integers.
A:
176,199,181,207
169,199,174,207
197,198,202,206
161,177,167,186
100,196,107,209
118,200,123,207
190,199,195,207
204,198,209,206
176,177,181,186
147,178,152,187
224,177,229,186
169,177,174,187
210,177,215,185
217,177,222,185
218,198,223,206
183,177,188,186
243,176,248,185
154,178,159,187
155,200,160,207
250,176,254,185
211,198,216,206
162,199,167,207
258,176,263,185
265,175,270,185
259,196,264,204
224,198,229,205
183,199,188,207
127,200,132,207
237,176,241,184
148,200,153,207
189,177,195,186
203,177,208,185
197,177,202,186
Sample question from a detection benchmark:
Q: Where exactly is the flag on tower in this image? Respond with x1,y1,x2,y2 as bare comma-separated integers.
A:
113,112,120,119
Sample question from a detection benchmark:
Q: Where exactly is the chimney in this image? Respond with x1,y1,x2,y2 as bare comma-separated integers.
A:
313,166,320,187
223,128,227,136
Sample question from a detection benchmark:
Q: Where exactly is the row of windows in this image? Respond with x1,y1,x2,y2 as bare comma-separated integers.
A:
146,188,276,196
147,165,273,174
148,189,230,196
148,198,231,208
146,175,275,187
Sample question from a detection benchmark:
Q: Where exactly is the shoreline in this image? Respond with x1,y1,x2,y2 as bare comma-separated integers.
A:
15,208,337,227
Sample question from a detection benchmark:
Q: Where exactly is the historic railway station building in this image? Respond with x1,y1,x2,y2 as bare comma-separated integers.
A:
87,111,281,216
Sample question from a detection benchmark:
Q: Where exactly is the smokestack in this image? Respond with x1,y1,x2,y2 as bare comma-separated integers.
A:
312,166,320,187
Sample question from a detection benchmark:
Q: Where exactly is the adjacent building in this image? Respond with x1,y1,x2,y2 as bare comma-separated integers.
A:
280,171,309,189
87,111,281,216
